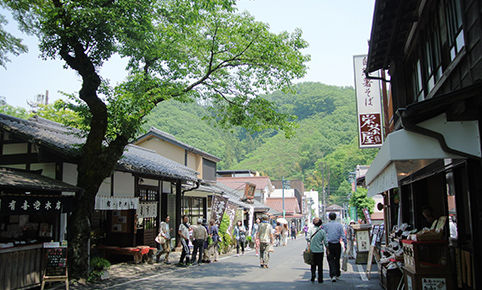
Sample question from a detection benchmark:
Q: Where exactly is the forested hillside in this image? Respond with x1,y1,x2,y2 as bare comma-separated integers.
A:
142,82,379,204
0,82,378,205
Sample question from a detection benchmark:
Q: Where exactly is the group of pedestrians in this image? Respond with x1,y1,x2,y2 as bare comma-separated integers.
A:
156,215,220,267
305,212,347,283
158,212,349,282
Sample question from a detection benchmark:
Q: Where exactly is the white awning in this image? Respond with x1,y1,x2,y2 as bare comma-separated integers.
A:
366,114,480,197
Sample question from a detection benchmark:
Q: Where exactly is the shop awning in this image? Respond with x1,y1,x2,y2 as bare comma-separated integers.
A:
366,114,480,197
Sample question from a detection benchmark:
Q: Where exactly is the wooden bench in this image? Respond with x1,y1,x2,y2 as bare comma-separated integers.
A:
99,246,155,264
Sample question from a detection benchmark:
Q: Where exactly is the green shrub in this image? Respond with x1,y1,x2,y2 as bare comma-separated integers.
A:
218,213,235,254
88,257,111,282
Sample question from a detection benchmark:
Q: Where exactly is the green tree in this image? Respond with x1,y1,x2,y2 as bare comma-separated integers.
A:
3,0,308,279
33,100,82,127
0,103,29,119
0,13,27,68
349,187,375,222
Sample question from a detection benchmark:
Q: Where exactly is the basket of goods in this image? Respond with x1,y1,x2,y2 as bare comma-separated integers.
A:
415,228,443,241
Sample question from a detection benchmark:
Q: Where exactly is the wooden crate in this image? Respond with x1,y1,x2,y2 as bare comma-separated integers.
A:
403,266,453,290
381,265,403,290
402,240,450,274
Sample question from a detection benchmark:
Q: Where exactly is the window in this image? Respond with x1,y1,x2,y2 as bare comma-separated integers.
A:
408,0,464,102
412,59,424,102
182,196,204,224
137,185,159,201
202,158,217,181
445,0,464,61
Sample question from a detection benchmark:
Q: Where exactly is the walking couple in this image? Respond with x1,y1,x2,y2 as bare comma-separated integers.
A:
306,213,347,283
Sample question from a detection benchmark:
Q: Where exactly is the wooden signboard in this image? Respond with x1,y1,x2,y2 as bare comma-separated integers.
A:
41,247,69,290
366,230,381,279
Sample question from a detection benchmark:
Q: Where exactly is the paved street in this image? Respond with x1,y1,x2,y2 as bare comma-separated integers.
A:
52,236,383,290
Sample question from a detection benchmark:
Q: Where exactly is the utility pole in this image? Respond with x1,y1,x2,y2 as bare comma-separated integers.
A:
282,177,285,218
281,177,290,219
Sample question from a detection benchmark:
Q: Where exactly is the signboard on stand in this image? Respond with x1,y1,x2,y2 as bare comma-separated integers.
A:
41,247,68,290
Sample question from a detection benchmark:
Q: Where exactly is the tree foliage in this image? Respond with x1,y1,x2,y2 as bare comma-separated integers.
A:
0,103,29,119
2,0,309,279
0,12,27,68
349,187,375,221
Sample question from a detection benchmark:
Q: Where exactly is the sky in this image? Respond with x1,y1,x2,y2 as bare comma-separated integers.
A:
0,0,376,109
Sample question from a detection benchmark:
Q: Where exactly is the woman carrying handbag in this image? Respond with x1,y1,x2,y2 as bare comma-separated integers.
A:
305,217,329,283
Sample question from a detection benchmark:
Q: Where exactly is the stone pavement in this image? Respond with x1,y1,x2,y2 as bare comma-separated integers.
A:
47,240,382,290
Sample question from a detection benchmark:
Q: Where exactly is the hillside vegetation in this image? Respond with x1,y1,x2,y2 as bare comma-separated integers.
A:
142,82,379,204
1,82,378,205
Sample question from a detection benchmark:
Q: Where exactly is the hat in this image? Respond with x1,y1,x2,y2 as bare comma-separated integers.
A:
197,218,203,224
350,220,355,224
261,214,269,221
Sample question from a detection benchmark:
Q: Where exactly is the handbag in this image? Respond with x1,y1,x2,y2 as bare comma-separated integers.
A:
303,228,322,265
342,253,348,271
268,243,274,252
155,233,166,244
303,247,314,265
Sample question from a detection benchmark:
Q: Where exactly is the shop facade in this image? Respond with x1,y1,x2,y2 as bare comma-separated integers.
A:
365,0,482,289
0,113,199,286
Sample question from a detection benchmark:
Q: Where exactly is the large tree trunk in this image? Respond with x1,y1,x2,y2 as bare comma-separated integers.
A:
68,140,129,279
61,38,132,278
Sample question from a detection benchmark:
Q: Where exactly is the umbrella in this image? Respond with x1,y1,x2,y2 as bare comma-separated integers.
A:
277,217,288,224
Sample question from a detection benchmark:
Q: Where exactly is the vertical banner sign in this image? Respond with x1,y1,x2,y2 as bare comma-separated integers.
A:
362,207,372,224
225,203,237,235
354,55,383,148
210,195,228,226
248,206,254,236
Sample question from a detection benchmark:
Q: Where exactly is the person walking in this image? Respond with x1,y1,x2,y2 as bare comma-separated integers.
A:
155,215,172,264
323,212,347,282
347,220,356,259
178,215,191,266
252,218,260,256
306,217,329,283
191,218,208,265
274,222,282,246
208,219,220,262
257,214,274,269
233,220,247,256
281,223,289,246
201,219,211,263
290,222,297,240
303,224,309,237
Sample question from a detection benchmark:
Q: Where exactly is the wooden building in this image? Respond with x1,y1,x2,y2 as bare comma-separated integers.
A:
0,114,199,288
365,0,482,289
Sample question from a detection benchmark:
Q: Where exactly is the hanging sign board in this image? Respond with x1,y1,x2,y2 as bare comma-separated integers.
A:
354,54,383,148
210,195,228,226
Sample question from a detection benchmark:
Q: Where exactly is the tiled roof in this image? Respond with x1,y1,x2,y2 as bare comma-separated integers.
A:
135,127,221,162
265,197,301,215
217,176,273,192
0,114,199,182
212,182,274,212
0,167,82,192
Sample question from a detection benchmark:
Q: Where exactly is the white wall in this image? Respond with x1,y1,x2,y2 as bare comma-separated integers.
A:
271,188,295,198
62,163,78,185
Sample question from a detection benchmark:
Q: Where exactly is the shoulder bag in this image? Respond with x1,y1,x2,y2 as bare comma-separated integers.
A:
303,228,322,265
